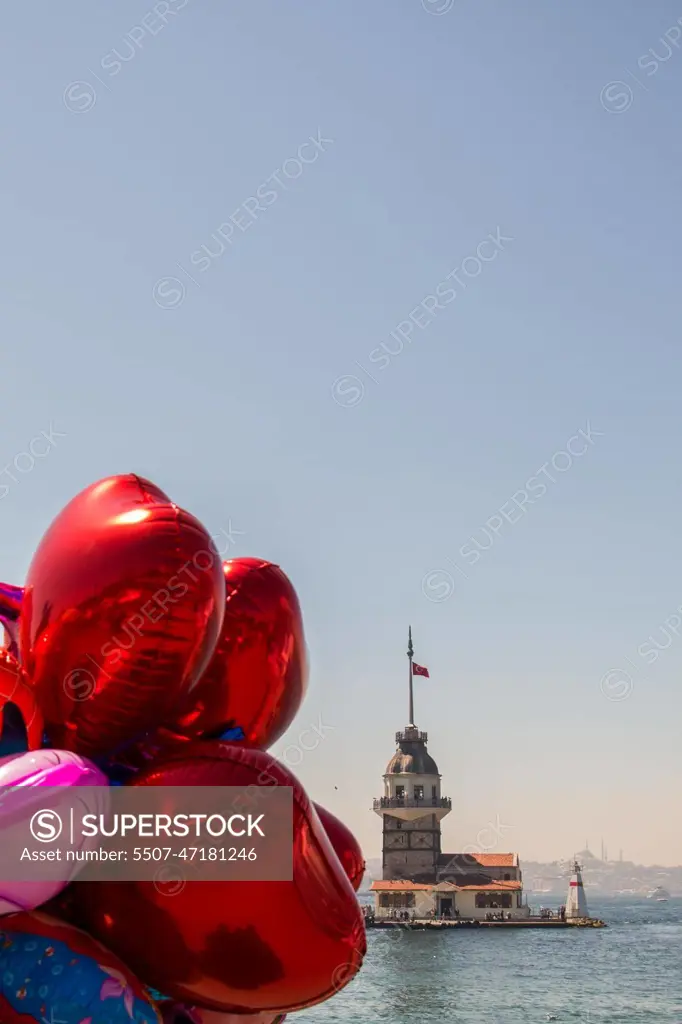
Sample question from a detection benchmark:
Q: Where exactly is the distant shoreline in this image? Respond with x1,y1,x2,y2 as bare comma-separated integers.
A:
362,855,682,897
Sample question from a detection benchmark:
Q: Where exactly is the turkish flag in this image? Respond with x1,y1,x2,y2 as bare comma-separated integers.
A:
412,663,429,678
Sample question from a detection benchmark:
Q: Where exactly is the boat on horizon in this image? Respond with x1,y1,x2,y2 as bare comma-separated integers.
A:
647,886,670,901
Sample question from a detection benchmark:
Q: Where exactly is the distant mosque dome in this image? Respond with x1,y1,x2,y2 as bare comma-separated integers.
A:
385,729,440,776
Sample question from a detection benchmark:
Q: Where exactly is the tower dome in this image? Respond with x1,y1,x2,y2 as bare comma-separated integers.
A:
386,729,440,776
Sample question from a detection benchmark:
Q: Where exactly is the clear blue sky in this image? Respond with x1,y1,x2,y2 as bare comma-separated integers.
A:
2,0,682,864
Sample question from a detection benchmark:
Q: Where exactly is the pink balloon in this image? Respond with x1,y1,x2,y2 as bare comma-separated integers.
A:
0,747,103,785
0,749,107,914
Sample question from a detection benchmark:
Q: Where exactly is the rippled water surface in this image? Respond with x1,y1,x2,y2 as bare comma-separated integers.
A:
300,898,682,1023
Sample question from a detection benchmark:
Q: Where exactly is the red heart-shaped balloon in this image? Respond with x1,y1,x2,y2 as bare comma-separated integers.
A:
314,804,365,892
19,475,226,759
161,1006,286,1024
116,558,307,769
76,742,365,1015
174,559,307,748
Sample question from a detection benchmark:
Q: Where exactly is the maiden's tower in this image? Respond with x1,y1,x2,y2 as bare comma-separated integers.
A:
370,629,527,921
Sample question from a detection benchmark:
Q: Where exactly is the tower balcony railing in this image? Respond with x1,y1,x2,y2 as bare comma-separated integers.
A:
373,796,452,810
396,729,428,744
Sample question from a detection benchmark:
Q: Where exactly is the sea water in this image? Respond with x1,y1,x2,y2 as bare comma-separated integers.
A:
300,897,682,1023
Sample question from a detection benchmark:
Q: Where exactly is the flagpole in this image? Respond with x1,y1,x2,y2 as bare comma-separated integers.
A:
408,625,414,726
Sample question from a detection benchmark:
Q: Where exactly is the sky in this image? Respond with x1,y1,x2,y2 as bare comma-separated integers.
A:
1,0,682,866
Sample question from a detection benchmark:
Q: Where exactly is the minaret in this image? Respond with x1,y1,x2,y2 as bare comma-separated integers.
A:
372,629,451,881
565,860,589,919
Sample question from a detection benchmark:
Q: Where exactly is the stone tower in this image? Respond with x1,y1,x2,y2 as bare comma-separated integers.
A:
372,629,451,881
374,726,452,880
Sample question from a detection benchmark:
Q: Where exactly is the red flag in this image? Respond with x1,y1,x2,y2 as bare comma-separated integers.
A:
412,662,429,678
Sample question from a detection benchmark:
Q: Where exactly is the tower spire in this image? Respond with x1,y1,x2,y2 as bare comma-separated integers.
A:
408,626,414,726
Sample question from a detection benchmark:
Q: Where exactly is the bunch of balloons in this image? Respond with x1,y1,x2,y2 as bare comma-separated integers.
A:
0,474,366,1024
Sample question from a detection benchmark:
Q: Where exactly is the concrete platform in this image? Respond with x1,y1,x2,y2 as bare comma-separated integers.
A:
365,917,606,930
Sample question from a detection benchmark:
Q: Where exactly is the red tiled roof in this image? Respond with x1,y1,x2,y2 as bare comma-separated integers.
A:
473,854,516,867
370,879,522,892
370,881,434,891
440,852,517,868
456,881,522,891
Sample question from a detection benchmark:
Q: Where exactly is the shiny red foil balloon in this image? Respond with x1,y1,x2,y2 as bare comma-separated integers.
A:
197,1012,286,1024
19,475,226,759
0,649,43,750
161,1006,286,1024
174,559,307,748
117,558,307,768
314,804,365,892
76,743,365,1015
